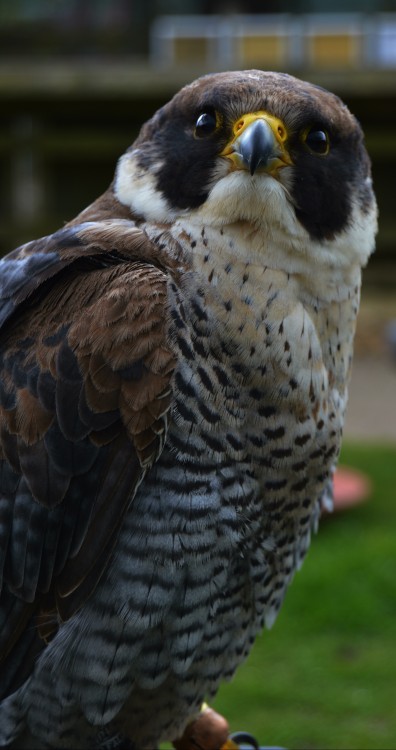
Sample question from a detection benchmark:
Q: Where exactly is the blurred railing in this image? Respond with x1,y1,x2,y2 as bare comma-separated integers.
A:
150,13,396,70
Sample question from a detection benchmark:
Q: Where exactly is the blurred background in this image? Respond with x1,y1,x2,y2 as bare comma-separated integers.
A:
0,1,395,748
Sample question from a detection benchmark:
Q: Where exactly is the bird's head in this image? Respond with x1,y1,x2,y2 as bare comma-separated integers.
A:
115,70,377,268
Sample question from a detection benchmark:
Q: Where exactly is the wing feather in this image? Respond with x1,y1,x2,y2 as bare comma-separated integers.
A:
0,220,178,697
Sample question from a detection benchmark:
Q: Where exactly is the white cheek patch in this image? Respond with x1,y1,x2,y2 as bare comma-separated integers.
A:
115,150,176,223
323,194,378,269
115,149,377,289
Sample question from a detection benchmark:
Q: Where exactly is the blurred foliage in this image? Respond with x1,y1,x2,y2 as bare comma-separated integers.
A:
0,0,395,58
0,0,393,24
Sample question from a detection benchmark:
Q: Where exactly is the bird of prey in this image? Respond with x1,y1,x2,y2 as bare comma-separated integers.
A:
0,70,377,749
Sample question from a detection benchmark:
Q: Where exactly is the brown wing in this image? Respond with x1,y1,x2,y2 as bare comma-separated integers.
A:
0,221,177,698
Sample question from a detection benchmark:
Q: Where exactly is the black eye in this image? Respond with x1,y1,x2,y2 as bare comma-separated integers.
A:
195,111,217,137
303,128,330,155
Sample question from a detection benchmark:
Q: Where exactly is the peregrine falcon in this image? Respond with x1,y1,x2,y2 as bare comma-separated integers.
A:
0,70,377,748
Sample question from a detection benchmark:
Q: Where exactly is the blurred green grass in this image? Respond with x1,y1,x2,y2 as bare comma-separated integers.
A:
209,442,396,749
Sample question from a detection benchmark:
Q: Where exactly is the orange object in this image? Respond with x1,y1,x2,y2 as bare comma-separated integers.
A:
332,466,371,511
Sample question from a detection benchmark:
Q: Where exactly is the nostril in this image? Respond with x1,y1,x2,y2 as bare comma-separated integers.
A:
278,124,286,140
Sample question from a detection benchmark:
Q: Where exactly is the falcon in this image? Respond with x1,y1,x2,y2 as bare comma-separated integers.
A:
0,70,377,749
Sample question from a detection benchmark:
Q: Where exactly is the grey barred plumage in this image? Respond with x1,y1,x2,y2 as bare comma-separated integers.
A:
0,70,376,748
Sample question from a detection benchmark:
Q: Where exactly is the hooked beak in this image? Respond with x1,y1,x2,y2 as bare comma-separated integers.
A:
220,111,292,176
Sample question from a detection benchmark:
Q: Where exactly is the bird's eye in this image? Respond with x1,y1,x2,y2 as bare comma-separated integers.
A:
302,127,330,155
195,111,218,137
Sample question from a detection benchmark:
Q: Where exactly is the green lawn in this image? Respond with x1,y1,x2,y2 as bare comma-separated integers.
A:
210,443,396,749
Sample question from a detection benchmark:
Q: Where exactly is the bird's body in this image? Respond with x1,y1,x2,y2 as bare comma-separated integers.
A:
0,71,377,748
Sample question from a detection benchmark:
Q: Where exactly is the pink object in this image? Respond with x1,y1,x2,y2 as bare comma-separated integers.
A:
332,466,371,511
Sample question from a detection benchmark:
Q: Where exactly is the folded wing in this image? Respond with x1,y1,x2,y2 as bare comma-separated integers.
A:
0,221,177,698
